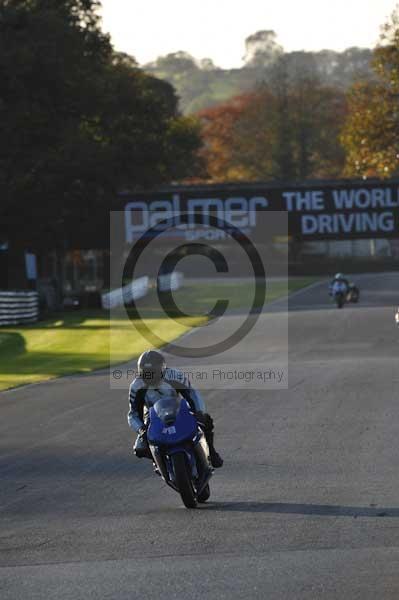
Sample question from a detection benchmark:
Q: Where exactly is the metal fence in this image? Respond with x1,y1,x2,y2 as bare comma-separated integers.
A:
0,291,39,326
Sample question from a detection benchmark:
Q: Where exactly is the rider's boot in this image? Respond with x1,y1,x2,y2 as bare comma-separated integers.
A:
206,430,224,468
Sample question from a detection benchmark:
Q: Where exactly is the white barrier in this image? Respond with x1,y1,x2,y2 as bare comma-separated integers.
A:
101,277,149,309
157,272,184,292
0,291,39,326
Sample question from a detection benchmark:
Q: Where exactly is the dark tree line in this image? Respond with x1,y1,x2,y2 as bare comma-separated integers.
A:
0,0,202,256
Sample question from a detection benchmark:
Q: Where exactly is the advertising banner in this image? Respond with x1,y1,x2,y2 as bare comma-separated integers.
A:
122,179,399,243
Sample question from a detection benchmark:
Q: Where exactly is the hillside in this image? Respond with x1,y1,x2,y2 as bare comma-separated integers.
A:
143,31,373,113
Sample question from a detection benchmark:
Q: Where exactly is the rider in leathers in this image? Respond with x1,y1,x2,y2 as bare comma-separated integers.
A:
128,350,223,468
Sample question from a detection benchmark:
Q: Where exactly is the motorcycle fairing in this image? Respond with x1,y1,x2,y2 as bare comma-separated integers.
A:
147,398,197,446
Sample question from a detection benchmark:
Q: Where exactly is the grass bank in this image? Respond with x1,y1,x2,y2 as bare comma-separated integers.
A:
0,277,317,391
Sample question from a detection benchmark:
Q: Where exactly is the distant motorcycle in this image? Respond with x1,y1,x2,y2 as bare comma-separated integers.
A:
329,281,359,307
331,281,348,309
147,393,213,508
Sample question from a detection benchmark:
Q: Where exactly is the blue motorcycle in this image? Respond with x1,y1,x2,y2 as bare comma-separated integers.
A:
147,393,213,508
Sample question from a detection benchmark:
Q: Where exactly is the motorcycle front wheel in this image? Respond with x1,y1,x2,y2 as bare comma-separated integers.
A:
336,296,344,308
171,452,197,509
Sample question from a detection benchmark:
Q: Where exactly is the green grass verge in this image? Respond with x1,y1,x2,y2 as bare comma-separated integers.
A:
0,277,317,392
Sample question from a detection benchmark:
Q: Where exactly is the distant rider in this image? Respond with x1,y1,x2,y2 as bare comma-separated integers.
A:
127,350,223,468
329,272,350,296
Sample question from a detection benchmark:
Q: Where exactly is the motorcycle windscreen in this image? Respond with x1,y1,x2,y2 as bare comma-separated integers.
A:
153,394,181,424
147,398,197,445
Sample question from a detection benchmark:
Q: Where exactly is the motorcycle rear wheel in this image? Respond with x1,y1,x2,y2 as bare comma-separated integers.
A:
171,452,197,509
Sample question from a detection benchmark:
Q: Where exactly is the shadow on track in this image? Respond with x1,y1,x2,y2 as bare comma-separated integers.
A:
205,501,399,518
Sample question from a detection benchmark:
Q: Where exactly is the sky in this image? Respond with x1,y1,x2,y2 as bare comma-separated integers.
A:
100,0,398,69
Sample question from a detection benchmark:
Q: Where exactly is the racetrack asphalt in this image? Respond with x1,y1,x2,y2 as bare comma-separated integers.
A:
1,272,399,599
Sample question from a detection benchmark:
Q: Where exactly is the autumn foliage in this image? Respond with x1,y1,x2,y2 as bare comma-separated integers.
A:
198,94,255,181
198,9,399,185
341,8,399,178
198,78,347,183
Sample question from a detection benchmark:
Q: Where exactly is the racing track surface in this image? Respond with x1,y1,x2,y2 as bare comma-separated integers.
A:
1,272,399,599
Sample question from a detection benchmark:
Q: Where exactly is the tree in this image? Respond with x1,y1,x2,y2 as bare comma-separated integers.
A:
289,79,347,179
228,89,278,180
198,94,255,181
0,0,111,211
243,30,283,68
0,1,202,242
198,73,347,182
341,8,399,178
0,0,203,291
267,56,296,180
146,51,199,75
